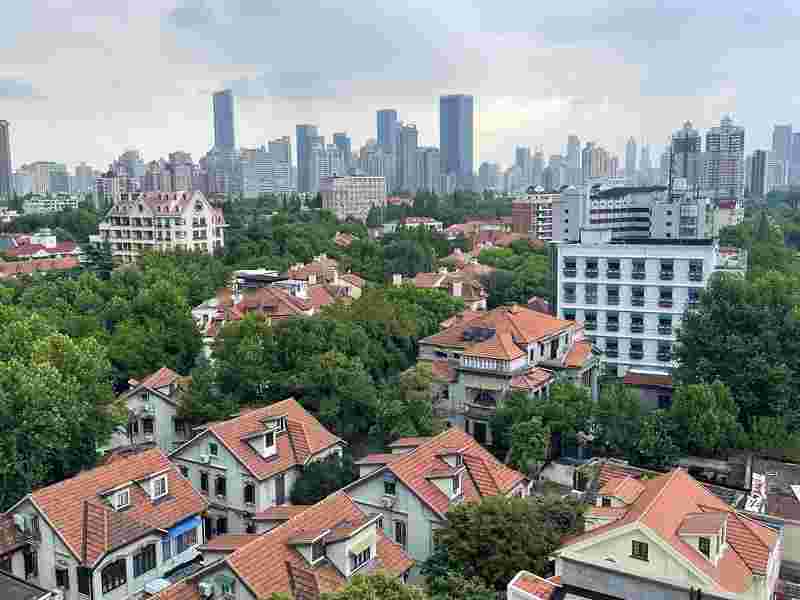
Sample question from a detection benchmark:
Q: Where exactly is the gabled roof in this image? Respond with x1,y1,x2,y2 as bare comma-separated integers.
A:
173,398,343,481
623,371,673,388
359,428,527,517
27,448,206,566
137,366,180,391
252,506,311,521
679,512,728,536
564,340,594,368
561,469,780,594
425,360,457,383
598,476,645,505
387,437,431,449
235,287,312,320
353,453,401,466
198,534,260,553
0,256,80,278
440,310,482,329
464,331,525,360
509,367,554,392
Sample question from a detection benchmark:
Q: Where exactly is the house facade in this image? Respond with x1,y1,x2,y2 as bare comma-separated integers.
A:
393,270,488,311
169,398,345,536
153,492,413,600
344,428,529,574
554,468,782,600
418,305,599,445
5,449,206,600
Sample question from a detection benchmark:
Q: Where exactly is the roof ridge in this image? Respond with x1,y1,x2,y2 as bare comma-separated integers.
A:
465,453,499,494
732,511,773,550
637,468,681,522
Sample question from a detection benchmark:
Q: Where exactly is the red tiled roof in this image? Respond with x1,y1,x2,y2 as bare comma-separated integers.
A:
198,534,260,552
464,331,525,360
387,437,431,449
29,448,207,566
561,469,780,594
139,366,180,391
440,310,482,329
353,453,401,466
679,512,728,536
510,367,554,391
340,273,365,288
411,272,446,289
151,580,201,600
381,428,527,516
509,572,562,599
586,505,627,520
623,372,673,388
286,258,339,281
5,241,79,257
596,461,654,487
0,256,79,278
598,476,645,504
308,284,337,309
175,398,343,481
235,287,311,320
426,360,457,383
225,492,413,598
565,340,594,368
252,506,311,521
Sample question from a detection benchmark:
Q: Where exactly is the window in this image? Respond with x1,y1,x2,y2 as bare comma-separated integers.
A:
200,472,209,493
215,476,227,498
563,283,576,302
632,259,646,279
133,544,157,578
244,483,256,505
607,259,620,278
573,470,588,492
55,567,70,589
275,474,286,505
453,474,461,496
177,528,197,554
128,420,139,437
658,343,672,362
688,287,701,305
115,489,130,510
350,547,372,572
0,556,11,573
216,517,228,536
101,559,127,593
606,313,619,331
605,338,618,358
220,578,236,596
152,475,168,499
275,416,288,432
699,536,711,558
630,340,644,359
384,479,397,496
631,540,649,561
24,549,37,579
264,431,275,452
660,260,674,280
631,286,645,306
585,283,598,304
455,454,463,467
659,288,673,307
585,258,599,277
395,521,407,548
143,419,154,435
607,285,620,305
179,465,189,479
630,313,644,333
658,394,672,410
161,537,172,561
601,497,612,508
658,316,672,334
311,540,326,563
209,442,219,457
584,311,597,330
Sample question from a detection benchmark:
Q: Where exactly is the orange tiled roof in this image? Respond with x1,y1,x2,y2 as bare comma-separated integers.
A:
510,367,554,391
235,287,311,320
353,453,402,466
440,310,482,329
421,305,573,350
464,331,525,360
411,272,446,289
252,506,311,521
225,492,413,598
387,437,431,449
380,428,527,516
561,469,780,594
598,476,645,504
308,284,338,310
623,371,673,388
198,534,260,552
679,512,728,536
29,448,207,567
286,257,339,281
151,580,202,600
565,340,594,368
139,366,180,391
0,256,79,278
586,505,627,520
175,398,343,481
426,360,457,383
509,572,562,599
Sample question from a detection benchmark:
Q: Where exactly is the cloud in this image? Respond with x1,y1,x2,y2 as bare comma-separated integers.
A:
0,78,42,99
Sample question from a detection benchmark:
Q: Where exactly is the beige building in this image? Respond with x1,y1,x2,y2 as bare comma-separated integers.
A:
96,191,225,262
321,175,386,222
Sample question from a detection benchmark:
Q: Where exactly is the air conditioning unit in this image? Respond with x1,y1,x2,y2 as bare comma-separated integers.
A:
198,582,214,598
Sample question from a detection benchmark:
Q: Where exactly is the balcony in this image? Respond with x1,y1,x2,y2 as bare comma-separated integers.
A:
689,271,703,281
658,300,674,308
630,323,645,333
658,325,672,335
564,294,576,303
585,321,597,331
585,268,599,279
657,352,673,362
607,296,620,306
605,349,619,358
629,350,644,360
563,268,577,278
606,269,621,279
659,271,674,281
632,270,646,280
585,295,598,305
606,323,619,332
631,297,645,307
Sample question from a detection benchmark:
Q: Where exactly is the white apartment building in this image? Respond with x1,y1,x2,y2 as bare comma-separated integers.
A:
555,231,746,378
21,193,81,214
320,175,386,222
511,186,559,239
96,191,225,262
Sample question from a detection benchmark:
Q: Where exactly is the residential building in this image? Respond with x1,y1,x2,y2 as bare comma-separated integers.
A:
168,152,194,192
397,124,418,193
96,191,225,262
333,132,352,172
321,175,386,222
0,570,55,600
345,428,529,573
671,121,702,188
3,229,80,260
393,268,487,311
703,115,745,201
625,137,637,180
6,449,206,600
515,147,531,187
0,257,80,280
21,194,80,214
772,124,792,186
296,124,320,193
212,89,236,150
545,155,565,191
400,216,444,232
746,150,769,198
417,305,599,444
566,135,581,185
507,572,563,600
553,468,781,600
169,398,345,535
152,492,413,600
377,109,399,152
417,147,441,194
478,161,500,191
0,120,12,200
555,235,747,378
511,186,559,239
439,94,474,189
120,367,193,453
357,142,397,192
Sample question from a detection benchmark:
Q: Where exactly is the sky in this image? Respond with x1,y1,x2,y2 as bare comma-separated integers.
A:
2,0,799,171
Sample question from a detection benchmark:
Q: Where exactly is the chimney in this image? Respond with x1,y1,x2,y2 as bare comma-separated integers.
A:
452,280,463,298
392,273,402,287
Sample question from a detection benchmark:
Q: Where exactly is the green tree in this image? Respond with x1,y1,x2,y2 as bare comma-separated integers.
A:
82,240,115,281
594,385,641,458
533,383,593,452
290,452,358,505
366,205,383,228
489,392,538,461
428,573,497,600
668,382,742,457
635,410,679,470
509,418,550,476
747,416,800,456
322,572,428,600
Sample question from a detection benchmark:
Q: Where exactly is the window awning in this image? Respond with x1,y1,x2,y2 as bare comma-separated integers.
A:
167,515,201,538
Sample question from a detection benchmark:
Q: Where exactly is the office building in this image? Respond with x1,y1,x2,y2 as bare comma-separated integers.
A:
555,233,746,377
772,124,792,186
478,161,500,191
792,133,800,185
546,155,565,191
703,115,745,201
417,147,441,194
333,132,352,172
268,136,293,193
625,137,637,180
201,147,241,195
671,121,702,188
213,89,236,150
74,162,95,194
512,186,559,239
0,120,12,199
746,150,768,198
397,123,418,193
567,135,581,185
357,142,396,192
296,124,319,193
143,159,172,192
439,94,474,189
609,155,619,178
241,147,273,198
377,109,398,152
320,175,386,222
581,143,594,183
532,150,545,187
639,145,652,185
168,151,194,192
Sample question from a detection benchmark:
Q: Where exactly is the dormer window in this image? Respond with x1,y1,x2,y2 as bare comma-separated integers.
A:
453,474,461,497
264,431,276,457
115,489,130,510
152,475,168,500
699,536,711,558
311,540,326,564
455,454,463,467
350,547,371,573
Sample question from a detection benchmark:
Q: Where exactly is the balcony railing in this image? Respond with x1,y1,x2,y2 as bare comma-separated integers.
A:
585,295,598,305
585,322,597,331
658,299,674,308
660,271,674,281
657,352,672,362
563,268,577,278
689,271,703,281
607,296,620,306
658,325,672,335
605,349,619,358
564,295,576,303
606,270,621,279
606,323,619,332
630,323,644,333
632,270,646,280
629,350,644,360
631,297,645,307
585,268,599,279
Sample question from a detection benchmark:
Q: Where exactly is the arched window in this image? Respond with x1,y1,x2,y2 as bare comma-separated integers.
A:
101,559,127,593
243,483,256,505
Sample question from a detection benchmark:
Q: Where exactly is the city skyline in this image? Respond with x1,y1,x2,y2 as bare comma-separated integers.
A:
1,2,798,170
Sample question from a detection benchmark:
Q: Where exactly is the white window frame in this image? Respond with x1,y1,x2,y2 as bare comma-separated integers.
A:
152,475,168,500
115,489,130,510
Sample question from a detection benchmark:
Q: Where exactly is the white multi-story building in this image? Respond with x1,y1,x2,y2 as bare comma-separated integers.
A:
21,194,81,214
555,231,746,378
511,186,559,239
320,175,386,222
96,191,225,262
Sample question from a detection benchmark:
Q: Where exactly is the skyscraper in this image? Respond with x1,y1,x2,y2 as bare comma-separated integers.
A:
417,147,441,194
333,133,352,173
532,150,545,187
703,115,745,201
625,137,637,179
566,135,581,185
268,137,293,193
0,120,11,199
212,90,236,150
515,147,531,187
296,125,319,193
791,133,800,185
746,150,768,198
671,121,702,187
772,124,792,186
377,110,398,153
74,162,94,194
397,124,418,193
581,142,594,183
439,94,474,189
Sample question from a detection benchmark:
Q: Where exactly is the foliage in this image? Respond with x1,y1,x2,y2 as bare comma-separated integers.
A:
668,382,742,457
533,383,593,451
428,573,498,600
2,205,101,241
322,572,428,600
747,416,800,456
489,392,538,461
479,243,552,307
508,418,550,475
594,385,641,458
635,410,680,470
290,452,358,505
426,495,583,591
